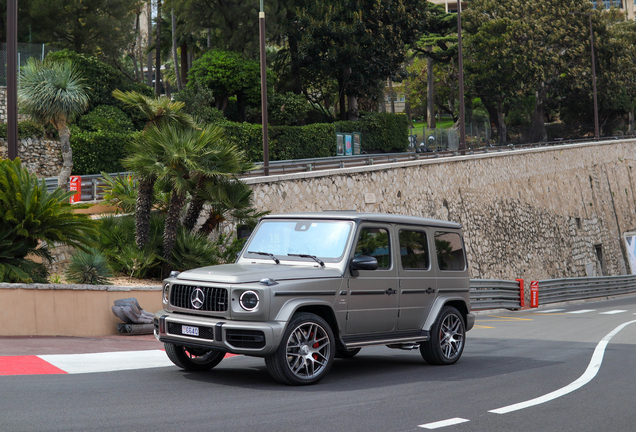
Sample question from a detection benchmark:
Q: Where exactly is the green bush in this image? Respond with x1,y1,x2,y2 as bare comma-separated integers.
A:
268,92,309,126
173,86,225,125
78,105,134,133
71,130,138,175
0,120,46,139
65,249,113,285
336,113,409,153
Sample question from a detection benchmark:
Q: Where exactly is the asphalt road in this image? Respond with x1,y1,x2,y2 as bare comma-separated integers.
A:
2,295,636,432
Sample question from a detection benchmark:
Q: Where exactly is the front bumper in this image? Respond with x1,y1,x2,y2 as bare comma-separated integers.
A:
153,310,285,356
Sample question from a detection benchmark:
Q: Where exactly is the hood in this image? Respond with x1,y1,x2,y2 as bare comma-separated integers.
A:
175,263,342,284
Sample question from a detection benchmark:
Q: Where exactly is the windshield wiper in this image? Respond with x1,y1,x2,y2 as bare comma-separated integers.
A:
287,253,325,267
248,251,280,264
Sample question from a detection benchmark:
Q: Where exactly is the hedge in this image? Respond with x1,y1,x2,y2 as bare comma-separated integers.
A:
335,113,409,153
0,120,46,139
70,130,139,175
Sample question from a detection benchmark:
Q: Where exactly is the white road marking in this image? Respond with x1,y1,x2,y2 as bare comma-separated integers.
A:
599,310,627,315
418,418,470,429
489,319,636,414
533,309,565,313
567,310,596,314
38,350,174,374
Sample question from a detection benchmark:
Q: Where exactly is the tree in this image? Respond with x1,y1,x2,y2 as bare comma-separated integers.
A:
114,90,197,249
18,59,90,189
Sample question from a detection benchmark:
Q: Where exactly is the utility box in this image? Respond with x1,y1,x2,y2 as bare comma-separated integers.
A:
336,133,345,156
344,133,353,155
352,132,361,155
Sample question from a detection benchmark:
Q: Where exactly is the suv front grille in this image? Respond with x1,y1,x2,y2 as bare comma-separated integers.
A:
167,322,215,340
170,284,228,312
226,330,266,349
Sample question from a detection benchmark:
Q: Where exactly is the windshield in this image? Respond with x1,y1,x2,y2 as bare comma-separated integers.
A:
244,220,354,263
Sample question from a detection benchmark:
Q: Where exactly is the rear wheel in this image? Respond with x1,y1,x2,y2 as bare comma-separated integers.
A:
164,343,225,371
265,313,335,385
420,306,465,365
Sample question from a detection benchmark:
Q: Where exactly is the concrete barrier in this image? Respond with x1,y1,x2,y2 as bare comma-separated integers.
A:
0,283,162,337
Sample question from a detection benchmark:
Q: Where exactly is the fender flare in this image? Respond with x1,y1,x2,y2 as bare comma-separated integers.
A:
422,295,471,332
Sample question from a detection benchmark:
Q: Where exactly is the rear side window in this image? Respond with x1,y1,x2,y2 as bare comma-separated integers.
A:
434,232,466,271
354,227,391,269
399,230,430,270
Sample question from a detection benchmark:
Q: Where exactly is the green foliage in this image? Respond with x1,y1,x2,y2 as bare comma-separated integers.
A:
99,172,137,214
170,229,220,271
0,120,46,139
65,249,113,285
78,105,134,133
268,92,309,126
173,85,225,125
336,113,409,153
0,226,50,283
47,50,152,127
70,130,138,175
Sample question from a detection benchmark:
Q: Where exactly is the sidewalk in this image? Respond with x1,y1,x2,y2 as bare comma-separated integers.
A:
0,334,163,356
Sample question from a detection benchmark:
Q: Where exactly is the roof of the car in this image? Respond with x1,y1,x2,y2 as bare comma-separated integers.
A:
262,211,462,229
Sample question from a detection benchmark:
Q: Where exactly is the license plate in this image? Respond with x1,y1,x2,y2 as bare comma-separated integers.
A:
182,325,199,337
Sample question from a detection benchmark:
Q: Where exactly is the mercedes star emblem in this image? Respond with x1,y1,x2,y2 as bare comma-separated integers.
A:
191,288,205,309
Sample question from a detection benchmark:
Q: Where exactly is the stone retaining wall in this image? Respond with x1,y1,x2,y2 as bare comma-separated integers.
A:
0,137,62,177
241,139,636,281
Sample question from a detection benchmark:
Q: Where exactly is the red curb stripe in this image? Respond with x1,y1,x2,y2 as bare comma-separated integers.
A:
0,356,67,376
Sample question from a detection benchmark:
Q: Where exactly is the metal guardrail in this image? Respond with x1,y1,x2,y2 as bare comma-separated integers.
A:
45,172,133,201
537,274,636,305
470,279,522,310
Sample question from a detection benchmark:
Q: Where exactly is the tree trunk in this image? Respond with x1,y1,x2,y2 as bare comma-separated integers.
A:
427,54,435,129
207,28,211,48
57,123,72,191
389,79,395,114
482,100,499,143
338,77,347,121
135,178,155,249
629,109,634,135
183,193,205,232
155,0,162,97
347,95,359,121
530,87,548,143
146,0,153,87
130,12,141,82
162,190,186,277
404,70,412,126
180,43,188,86
172,8,182,91
497,99,507,145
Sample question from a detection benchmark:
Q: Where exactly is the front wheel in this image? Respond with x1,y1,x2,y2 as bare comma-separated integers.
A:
265,313,335,385
420,306,465,365
164,343,225,371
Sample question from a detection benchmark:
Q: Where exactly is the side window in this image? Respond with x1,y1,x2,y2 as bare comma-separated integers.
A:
434,231,466,271
399,229,430,270
354,227,391,269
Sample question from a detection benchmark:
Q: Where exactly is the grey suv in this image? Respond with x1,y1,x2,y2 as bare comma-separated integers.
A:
154,212,474,385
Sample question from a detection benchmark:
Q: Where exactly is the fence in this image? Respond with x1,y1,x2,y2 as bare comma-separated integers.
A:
410,121,490,152
0,43,57,86
470,279,523,310
45,171,133,201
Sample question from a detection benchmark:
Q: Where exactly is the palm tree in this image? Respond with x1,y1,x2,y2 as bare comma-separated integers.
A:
114,89,197,249
125,123,251,276
18,59,90,190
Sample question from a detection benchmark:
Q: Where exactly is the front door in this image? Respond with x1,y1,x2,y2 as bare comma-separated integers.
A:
345,225,398,334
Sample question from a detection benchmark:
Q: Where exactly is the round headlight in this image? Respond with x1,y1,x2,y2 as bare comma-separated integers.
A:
239,290,259,311
163,283,170,303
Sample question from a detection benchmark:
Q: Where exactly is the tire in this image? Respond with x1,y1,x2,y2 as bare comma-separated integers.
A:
265,313,335,385
420,306,465,365
164,343,225,371
335,347,361,359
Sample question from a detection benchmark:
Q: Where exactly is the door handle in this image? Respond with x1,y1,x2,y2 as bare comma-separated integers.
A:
386,288,397,295
425,287,435,294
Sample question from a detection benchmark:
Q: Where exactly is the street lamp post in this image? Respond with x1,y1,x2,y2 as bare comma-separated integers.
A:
7,0,18,160
457,0,466,154
259,0,270,176
571,11,599,140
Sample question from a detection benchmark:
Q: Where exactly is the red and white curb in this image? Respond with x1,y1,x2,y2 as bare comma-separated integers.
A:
0,351,238,376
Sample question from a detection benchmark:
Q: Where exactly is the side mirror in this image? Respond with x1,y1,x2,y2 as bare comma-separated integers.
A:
350,255,378,271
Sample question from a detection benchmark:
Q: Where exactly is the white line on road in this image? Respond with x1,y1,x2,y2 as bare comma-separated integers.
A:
567,310,596,314
533,309,565,313
599,310,627,315
489,319,636,414
39,350,174,374
418,418,470,429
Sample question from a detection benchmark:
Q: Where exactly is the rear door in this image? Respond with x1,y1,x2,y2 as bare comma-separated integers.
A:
345,224,398,334
396,226,437,330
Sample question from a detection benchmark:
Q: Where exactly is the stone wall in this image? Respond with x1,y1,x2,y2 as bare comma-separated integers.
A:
241,139,636,281
0,137,62,177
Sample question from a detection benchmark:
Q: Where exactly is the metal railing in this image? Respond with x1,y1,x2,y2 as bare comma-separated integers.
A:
537,274,636,305
45,172,133,201
470,279,522,310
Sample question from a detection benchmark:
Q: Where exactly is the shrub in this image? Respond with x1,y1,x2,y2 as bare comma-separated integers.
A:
335,113,409,153
168,229,220,272
78,105,134,133
0,120,47,139
65,249,113,285
268,92,309,126
71,130,138,175
173,86,225,125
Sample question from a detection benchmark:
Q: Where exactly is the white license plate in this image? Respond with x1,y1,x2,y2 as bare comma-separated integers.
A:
182,325,199,337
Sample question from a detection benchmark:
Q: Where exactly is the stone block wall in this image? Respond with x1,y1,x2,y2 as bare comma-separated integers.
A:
0,137,62,177
242,140,636,281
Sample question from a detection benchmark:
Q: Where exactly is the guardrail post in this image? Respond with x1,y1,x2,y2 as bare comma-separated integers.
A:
515,278,525,308
530,280,539,308
91,178,98,201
